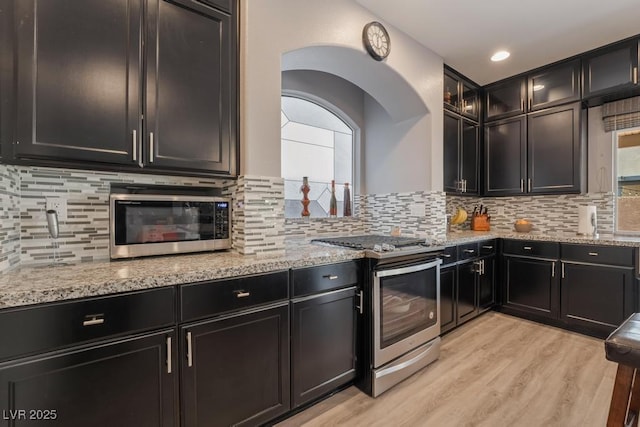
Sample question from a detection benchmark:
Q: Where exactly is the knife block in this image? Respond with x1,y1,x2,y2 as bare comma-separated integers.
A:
471,214,490,231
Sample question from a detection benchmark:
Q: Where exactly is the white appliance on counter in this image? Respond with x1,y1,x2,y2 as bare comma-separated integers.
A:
577,205,597,236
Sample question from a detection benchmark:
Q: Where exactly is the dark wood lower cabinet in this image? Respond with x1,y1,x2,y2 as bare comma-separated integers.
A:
457,260,477,324
180,304,290,427
291,287,357,408
561,262,636,336
440,266,457,334
503,256,558,320
0,330,178,427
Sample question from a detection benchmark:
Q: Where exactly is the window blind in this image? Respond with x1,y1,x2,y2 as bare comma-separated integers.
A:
602,96,640,132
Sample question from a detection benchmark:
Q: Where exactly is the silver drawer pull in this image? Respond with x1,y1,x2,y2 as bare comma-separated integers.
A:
323,275,339,280
234,290,251,298
441,254,452,258
588,252,598,256
82,314,105,327
482,245,494,250
523,246,532,250
463,249,475,254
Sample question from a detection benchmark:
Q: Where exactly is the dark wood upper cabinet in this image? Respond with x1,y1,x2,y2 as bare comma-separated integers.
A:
444,67,480,121
484,78,526,121
484,116,526,196
444,110,479,195
527,60,581,111
527,102,581,194
13,0,141,165
145,0,235,174
583,39,639,101
9,0,237,176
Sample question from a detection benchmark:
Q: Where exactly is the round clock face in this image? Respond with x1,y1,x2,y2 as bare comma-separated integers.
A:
363,22,390,61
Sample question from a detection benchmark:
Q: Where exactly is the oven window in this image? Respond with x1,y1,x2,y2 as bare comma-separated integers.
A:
379,266,438,349
113,200,215,245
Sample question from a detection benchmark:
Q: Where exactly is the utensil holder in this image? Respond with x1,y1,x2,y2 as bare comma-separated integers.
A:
471,214,490,231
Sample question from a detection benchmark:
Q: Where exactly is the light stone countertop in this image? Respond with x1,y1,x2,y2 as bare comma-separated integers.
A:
1,232,638,309
0,239,364,309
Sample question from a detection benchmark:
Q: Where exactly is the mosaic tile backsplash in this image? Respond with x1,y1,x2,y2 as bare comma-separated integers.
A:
8,166,231,269
446,193,615,234
0,165,21,273
232,176,285,256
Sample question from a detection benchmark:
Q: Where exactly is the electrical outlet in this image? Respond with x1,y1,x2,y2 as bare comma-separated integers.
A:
410,203,425,217
46,197,67,221
497,206,505,215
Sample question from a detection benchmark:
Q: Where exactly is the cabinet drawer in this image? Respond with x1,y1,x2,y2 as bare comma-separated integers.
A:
502,240,559,258
561,244,635,266
458,243,479,260
180,271,289,321
0,287,176,362
292,261,360,297
440,245,458,265
479,240,497,256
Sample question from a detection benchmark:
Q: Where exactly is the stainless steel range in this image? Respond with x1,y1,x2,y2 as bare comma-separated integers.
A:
312,235,443,397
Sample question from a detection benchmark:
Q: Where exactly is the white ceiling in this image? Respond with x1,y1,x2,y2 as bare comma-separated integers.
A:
355,0,640,85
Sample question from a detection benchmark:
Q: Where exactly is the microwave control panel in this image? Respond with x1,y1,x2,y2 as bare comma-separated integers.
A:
214,201,230,239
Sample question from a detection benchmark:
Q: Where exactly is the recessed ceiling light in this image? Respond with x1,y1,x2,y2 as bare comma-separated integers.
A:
491,51,510,62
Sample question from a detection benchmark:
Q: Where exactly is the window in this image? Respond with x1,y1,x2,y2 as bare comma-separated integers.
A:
281,95,354,218
615,128,640,234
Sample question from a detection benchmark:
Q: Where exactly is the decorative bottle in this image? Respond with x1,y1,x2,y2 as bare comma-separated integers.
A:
343,183,352,217
329,180,338,217
300,177,311,217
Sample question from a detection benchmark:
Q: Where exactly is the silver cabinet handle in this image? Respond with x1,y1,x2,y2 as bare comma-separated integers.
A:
186,331,193,368
323,275,339,280
441,254,452,258
561,262,565,279
480,259,485,275
463,249,475,254
82,314,105,327
528,178,532,192
634,67,638,85
132,130,137,162
356,290,363,315
588,252,598,256
482,245,494,250
521,99,525,112
149,132,154,162
166,336,172,374
523,246,532,251
528,98,532,110
234,290,250,298
520,179,524,192
462,179,466,193
551,261,555,278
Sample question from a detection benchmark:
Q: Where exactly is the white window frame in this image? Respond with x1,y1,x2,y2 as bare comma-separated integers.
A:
613,126,640,236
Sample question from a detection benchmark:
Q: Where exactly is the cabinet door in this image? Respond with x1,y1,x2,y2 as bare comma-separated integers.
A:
503,256,558,319
484,116,526,196
181,304,290,427
146,0,236,174
443,111,461,193
527,102,581,194
440,266,457,334
0,330,177,427
457,261,478,324
461,81,479,120
561,262,635,336
461,119,479,194
478,256,495,310
291,287,357,408
528,59,581,110
485,78,526,120
583,40,639,99
13,0,141,165
444,72,460,111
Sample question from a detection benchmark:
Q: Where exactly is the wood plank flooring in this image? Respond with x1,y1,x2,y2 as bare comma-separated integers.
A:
276,312,617,427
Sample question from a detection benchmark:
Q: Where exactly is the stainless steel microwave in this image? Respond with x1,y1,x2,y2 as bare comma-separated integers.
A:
109,193,231,259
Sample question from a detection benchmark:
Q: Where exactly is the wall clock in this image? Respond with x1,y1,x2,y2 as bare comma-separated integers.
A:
363,21,390,61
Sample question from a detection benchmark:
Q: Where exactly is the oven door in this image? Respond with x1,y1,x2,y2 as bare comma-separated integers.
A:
373,258,441,368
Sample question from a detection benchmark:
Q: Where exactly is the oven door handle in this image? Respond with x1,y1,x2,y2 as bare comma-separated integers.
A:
374,258,442,278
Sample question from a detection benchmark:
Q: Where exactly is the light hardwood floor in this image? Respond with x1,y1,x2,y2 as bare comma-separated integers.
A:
277,312,617,427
